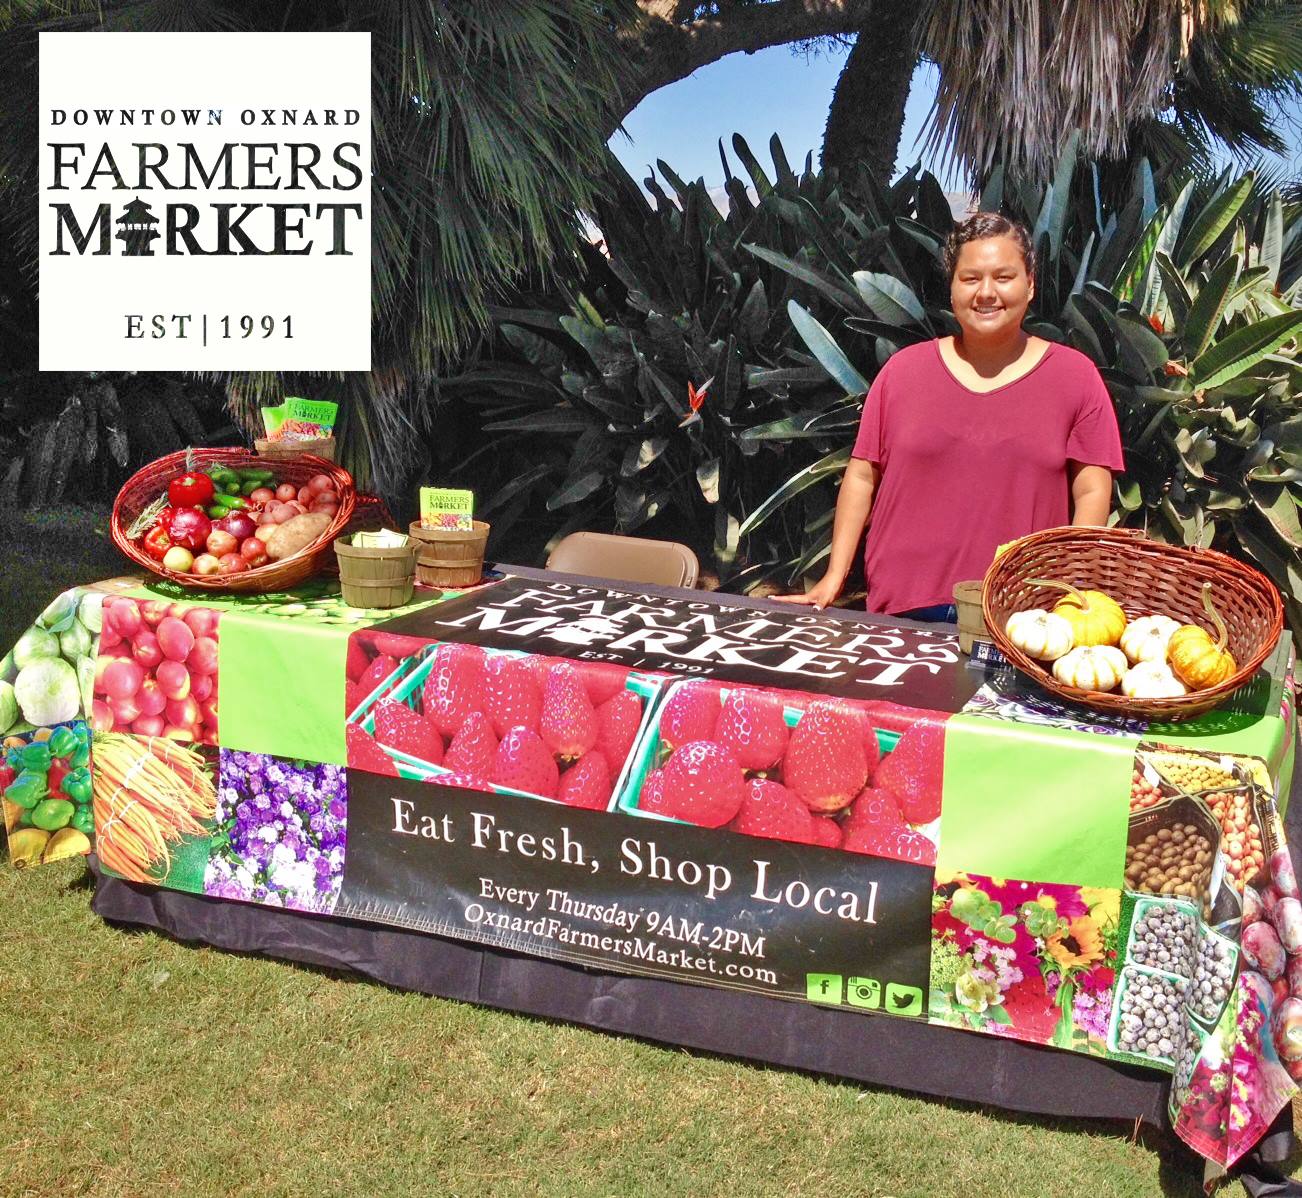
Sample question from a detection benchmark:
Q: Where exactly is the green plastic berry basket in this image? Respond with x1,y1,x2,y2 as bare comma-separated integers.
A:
615,679,900,824
1105,962,1188,1069
1122,894,1200,979
352,642,665,807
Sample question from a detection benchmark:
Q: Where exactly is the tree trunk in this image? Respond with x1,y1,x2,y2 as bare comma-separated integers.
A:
611,0,875,135
821,11,920,180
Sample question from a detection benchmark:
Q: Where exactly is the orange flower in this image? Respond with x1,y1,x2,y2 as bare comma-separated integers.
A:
687,380,709,412
1148,314,1165,334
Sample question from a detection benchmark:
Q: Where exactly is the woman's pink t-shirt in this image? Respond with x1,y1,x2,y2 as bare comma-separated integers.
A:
850,339,1124,615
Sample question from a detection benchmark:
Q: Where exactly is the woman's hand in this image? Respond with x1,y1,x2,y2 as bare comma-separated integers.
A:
772,574,844,611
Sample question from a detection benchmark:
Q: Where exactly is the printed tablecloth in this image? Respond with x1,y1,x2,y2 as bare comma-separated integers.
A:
3,569,1298,1170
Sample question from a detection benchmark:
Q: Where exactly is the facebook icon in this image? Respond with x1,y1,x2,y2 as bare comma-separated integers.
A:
806,974,843,1004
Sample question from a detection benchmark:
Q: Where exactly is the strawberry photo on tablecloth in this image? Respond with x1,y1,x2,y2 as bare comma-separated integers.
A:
343,632,657,812
619,679,953,862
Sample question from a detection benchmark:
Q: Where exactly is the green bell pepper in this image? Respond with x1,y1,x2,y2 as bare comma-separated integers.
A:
49,726,78,759
20,742,51,772
31,798,74,831
60,767,92,806
71,807,95,836
5,771,47,810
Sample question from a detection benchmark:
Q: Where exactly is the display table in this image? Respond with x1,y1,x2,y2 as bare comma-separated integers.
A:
4,566,1300,1183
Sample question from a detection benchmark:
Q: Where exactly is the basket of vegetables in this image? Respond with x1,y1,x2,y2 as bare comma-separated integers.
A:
982,526,1283,720
111,448,356,593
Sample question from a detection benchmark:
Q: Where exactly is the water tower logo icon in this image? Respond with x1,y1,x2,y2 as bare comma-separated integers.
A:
113,197,159,256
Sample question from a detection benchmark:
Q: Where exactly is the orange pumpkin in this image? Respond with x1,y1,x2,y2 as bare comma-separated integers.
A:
1168,583,1237,690
1028,577,1126,647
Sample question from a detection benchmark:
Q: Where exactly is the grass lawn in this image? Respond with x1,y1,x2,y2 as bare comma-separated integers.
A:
0,508,1296,1196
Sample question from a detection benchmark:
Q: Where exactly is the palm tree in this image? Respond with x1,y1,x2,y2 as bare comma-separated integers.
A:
0,0,635,493
918,0,1302,183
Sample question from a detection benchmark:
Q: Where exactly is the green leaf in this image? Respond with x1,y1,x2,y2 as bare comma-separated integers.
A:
731,133,773,198
1152,251,1192,326
1178,173,1255,267
851,271,926,325
559,315,633,376
1184,254,1241,360
743,243,862,312
696,458,721,504
1113,310,1169,375
1115,478,1142,511
1190,310,1302,389
546,470,606,510
787,301,871,396
739,447,851,537
484,409,591,434
1139,181,1194,314
1262,190,1285,285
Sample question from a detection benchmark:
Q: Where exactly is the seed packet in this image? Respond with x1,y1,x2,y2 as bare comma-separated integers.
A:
351,529,409,549
420,487,474,531
261,397,338,440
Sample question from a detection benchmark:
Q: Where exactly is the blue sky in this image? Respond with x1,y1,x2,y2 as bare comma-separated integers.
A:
609,42,1302,193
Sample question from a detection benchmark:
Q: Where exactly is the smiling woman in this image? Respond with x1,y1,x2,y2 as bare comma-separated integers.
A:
776,213,1124,620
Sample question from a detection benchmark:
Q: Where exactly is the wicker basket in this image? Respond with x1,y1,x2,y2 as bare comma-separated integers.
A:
111,448,356,594
982,526,1283,720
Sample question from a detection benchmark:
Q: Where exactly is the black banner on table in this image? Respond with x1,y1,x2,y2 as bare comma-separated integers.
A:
340,772,934,1016
376,576,972,711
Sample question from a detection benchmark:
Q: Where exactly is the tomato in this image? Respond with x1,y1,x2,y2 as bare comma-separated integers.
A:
167,471,216,509
142,522,173,561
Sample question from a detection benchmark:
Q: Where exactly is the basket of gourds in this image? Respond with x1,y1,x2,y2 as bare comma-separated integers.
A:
982,527,1283,720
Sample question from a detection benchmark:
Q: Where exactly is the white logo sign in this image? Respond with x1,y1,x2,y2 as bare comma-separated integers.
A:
39,32,371,370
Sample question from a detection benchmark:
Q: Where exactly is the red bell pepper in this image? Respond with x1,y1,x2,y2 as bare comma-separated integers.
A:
168,471,215,509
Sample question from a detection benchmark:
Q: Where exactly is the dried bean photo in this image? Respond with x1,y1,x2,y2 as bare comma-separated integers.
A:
1128,901,1196,976
1187,932,1237,1024
1113,967,1189,1062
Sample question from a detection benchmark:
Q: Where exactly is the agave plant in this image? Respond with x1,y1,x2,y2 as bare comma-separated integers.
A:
748,144,1302,632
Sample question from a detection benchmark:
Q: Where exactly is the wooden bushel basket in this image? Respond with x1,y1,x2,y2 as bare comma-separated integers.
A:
408,520,490,588
334,538,418,609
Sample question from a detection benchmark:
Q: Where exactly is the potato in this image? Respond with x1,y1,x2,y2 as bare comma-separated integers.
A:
265,513,331,561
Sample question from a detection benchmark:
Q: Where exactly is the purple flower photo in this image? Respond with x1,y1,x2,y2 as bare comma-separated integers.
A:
204,750,347,913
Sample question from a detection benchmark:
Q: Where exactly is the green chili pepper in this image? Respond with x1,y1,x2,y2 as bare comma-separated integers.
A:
60,767,92,806
31,798,74,831
222,479,243,495
71,807,95,836
207,503,230,519
239,467,275,481
240,479,260,496
49,726,78,758
20,742,51,772
221,496,248,510
4,771,46,810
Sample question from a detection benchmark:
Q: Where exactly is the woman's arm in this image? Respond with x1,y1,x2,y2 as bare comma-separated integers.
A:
1069,463,1112,526
773,458,880,608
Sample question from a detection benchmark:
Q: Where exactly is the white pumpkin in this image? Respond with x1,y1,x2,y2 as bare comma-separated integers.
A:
1005,609,1075,661
1121,660,1188,699
1120,614,1182,665
1052,645,1129,692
